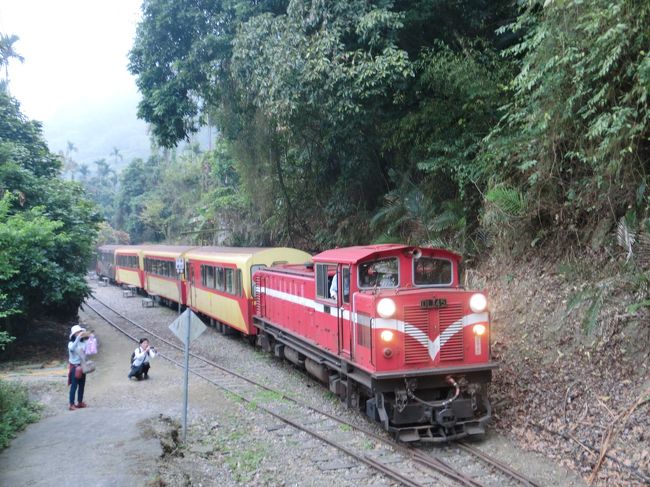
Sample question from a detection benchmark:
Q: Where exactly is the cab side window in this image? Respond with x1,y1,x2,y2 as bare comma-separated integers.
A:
315,263,337,300
341,266,350,304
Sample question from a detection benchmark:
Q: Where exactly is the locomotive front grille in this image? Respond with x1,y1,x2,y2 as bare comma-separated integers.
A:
439,303,464,361
403,307,430,364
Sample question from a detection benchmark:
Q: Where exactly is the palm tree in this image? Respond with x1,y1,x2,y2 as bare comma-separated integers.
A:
110,147,123,167
63,141,78,181
94,159,116,187
0,34,24,93
78,164,90,181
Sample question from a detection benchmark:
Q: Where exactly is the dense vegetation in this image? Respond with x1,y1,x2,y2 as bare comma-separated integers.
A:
124,0,649,254
0,379,41,449
0,89,101,331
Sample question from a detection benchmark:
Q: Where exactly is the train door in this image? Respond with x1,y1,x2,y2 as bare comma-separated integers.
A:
250,265,266,298
251,264,266,319
336,265,352,358
188,261,197,308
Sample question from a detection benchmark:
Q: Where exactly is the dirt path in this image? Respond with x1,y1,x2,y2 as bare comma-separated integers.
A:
0,307,231,487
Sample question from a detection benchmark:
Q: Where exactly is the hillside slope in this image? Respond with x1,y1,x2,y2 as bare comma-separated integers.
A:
478,252,649,485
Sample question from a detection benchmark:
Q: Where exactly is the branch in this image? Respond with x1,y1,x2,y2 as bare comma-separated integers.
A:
587,394,649,485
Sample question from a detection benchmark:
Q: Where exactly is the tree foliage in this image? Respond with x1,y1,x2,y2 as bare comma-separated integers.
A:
127,0,648,255
0,90,100,326
130,0,516,250
485,0,650,242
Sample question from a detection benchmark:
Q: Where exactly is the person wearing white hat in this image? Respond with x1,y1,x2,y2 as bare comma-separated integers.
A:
68,324,90,410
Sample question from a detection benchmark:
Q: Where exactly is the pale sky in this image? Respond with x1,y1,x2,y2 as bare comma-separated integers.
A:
0,0,150,165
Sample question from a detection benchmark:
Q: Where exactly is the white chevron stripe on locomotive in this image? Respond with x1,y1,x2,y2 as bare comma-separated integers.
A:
428,312,488,361
258,286,486,361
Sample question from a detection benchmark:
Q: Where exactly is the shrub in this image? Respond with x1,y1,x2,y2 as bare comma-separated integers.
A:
0,380,41,450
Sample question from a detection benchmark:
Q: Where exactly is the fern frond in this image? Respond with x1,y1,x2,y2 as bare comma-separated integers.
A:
634,228,650,270
616,217,636,262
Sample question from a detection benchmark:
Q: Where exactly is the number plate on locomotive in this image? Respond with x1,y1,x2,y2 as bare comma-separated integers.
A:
420,298,447,309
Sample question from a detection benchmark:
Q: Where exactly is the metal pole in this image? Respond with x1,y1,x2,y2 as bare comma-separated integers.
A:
182,309,191,441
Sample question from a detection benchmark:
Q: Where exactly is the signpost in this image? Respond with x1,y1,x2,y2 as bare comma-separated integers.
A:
175,258,185,316
168,307,207,441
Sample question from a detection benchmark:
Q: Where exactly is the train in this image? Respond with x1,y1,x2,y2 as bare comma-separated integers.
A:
96,243,496,442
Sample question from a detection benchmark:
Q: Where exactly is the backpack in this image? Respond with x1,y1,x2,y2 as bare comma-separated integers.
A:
129,351,135,366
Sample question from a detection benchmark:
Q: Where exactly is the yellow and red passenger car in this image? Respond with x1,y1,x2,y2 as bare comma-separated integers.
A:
114,245,146,289
142,245,197,305
96,244,120,281
185,247,311,334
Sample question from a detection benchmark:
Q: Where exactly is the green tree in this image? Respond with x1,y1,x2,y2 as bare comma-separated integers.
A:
0,91,100,327
115,156,163,243
484,0,650,242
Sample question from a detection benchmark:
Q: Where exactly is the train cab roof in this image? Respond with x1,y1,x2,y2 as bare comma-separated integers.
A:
313,244,461,265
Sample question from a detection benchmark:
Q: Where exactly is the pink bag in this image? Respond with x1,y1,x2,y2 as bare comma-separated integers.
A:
85,335,98,355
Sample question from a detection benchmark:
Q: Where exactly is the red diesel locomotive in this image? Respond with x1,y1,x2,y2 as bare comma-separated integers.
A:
253,244,495,442
96,242,495,442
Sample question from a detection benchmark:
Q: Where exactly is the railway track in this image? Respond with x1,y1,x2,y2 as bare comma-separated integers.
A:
85,294,541,487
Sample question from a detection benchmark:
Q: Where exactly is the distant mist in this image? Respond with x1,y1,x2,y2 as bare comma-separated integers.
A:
42,89,151,172
42,88,213,175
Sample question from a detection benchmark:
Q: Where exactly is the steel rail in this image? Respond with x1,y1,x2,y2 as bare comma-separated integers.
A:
85,299,426,487
87,297,487,486
86,295,540,487
458,442,541,487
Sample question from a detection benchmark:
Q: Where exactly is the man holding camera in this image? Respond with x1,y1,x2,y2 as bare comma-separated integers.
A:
128,338,156,380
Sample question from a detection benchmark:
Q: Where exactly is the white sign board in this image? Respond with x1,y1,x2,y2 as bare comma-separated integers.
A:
169,309,207,345
175,258,185,273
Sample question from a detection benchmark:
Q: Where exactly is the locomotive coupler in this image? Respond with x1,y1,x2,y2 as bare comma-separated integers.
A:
435,407,457,428
395,387,408,413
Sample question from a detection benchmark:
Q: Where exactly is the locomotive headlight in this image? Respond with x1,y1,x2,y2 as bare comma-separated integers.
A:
380,330,394,343
469,293,487,313
473,324,487,336
376,298,396,318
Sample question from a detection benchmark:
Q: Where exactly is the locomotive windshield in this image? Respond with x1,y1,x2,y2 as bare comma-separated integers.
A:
359,258,399,288
413,257,452,286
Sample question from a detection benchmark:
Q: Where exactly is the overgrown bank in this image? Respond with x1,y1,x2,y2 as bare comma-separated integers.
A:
480,251,649,485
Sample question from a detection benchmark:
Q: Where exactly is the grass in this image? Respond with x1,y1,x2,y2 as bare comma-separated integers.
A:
246,389,286,411
225,445,266,483
222,390,244,404
212,427,267,483
0,379,42,450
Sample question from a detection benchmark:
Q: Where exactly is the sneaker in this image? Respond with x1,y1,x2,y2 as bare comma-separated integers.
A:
69,404,77,411
143,373,149,380
76,402,88,408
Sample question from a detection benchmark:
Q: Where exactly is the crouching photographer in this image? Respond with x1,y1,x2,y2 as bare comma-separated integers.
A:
128,338,157,380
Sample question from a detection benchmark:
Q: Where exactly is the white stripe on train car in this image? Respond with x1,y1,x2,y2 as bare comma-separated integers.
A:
259,286,487,361
260,286,351,320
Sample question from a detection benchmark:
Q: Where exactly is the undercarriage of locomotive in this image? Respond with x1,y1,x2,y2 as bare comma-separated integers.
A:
365,376,492,443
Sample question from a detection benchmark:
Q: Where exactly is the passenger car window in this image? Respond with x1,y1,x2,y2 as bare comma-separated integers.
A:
413,257,452,285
